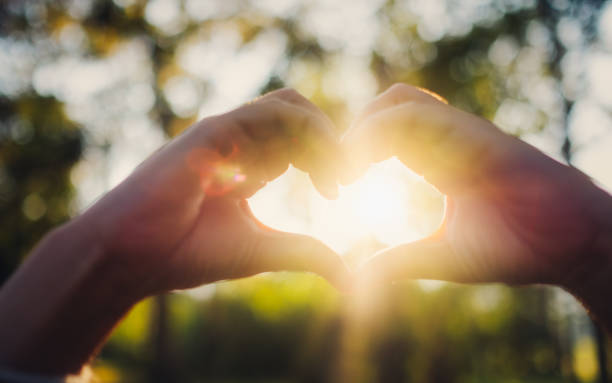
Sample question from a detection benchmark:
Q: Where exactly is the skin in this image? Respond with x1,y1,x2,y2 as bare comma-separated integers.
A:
0,85,610,377
83,88,349,293
344,84,612,331
0,89,350,375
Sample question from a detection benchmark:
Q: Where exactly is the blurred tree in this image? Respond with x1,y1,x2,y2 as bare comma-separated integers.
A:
1,0,611,382
0,95,82,283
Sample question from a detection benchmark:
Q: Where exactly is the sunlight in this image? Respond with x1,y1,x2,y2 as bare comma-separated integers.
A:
338,160,413,246
249,158,443,255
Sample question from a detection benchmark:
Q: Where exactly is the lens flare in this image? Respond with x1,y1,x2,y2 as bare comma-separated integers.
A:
186,146,247,196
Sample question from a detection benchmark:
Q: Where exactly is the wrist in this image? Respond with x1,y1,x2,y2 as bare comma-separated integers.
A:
55,215,151,304
565,251,612,333
564,181,612,332
74,188,184,298
0,217,145,374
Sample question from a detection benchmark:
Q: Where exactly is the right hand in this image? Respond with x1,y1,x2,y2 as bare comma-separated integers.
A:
344,84,612,293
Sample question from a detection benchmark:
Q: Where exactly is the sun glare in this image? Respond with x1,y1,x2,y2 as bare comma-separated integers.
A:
339,160,413,246
249,158,443,255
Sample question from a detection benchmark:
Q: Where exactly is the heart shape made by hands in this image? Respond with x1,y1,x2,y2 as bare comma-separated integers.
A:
248,158,445,258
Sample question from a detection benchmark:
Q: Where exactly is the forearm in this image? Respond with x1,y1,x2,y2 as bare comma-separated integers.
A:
568,239,612,335
567,182,612,334
0,216,144,375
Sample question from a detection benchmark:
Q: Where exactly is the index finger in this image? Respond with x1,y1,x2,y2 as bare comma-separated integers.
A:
234,98,344,198
353,83,447,127
341,84,448,184
254,89,345,198
343,101,512,194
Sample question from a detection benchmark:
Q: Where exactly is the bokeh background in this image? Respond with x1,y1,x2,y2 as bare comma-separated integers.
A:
2,0,612,381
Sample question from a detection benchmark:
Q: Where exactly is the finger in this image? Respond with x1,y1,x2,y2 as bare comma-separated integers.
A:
357,238,477,284
290,126,340,199
353,83,447,127
236,202,351,290
309,171,338,199
256,232,351,291
343,101,504,193
185,88,344,197
249,88,339,151
256,89,343,199
228,137,292,199
258,136,292,181
256,88,332,123
340,84,447,184
244,99,342,198
209,99,340,198
247,228,351,291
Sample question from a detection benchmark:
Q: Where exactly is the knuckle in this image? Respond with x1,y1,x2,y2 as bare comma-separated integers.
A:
387,82,411,95
388,82,409,92
257,97,284,108
289,112,312,138
385,83,413,104
271,87,302,100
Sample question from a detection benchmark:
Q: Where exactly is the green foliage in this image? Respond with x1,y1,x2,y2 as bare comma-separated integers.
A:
0,94,82,283
1,0,610,382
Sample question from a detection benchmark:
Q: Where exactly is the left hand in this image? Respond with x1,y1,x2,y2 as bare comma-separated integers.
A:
75,88,350,296
0,89,352,375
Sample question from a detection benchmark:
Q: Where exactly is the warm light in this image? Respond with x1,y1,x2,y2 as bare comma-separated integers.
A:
249,158,443,254
337,160,413,247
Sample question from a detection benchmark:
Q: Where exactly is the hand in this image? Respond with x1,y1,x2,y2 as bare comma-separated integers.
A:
0,89,352,374
78,88,350,295
344,84,612,292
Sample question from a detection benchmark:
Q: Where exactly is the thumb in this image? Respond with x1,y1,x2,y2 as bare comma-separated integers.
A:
253,231,352,292
357,238,475,284
239,200,351,290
